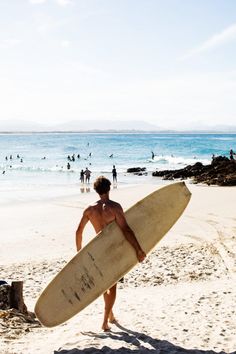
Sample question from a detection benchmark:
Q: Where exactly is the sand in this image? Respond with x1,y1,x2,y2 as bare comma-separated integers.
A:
1,181,236,354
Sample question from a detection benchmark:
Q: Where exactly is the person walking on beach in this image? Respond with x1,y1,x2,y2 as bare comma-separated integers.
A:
84,167,91,184
75,176,146,331
80,169,85,184
112,165,117,183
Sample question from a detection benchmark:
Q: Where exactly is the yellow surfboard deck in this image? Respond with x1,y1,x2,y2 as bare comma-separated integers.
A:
35,182,191,327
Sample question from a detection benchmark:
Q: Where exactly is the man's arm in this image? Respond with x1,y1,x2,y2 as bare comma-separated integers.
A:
114,204,146,262
75,210,89,252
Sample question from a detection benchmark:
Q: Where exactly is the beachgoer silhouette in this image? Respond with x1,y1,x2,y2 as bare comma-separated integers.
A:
84,167,91,183
112,165,117,183
151,151,155,160
230,149,235,160
67,162,71,170
80,169,85,184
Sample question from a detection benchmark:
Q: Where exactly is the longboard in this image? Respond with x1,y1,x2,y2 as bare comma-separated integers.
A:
35,182,191,327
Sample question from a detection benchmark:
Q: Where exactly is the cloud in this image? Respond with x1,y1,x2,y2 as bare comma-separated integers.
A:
68,61,107,76
55,0,73,6
36,17,68,33
60,40,71,48
29,0,73,5
29,0,47,4
181,23,236,60
0,39,22,49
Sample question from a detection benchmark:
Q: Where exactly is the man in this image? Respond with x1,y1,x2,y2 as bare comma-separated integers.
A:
84,167,91,184
230,149,235,161
76,176,146,331
80,169,85,184
112,165,117,183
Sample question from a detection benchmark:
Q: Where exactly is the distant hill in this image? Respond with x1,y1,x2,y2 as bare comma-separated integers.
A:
53,120,160,131
0,119,236,133
0,120,160,132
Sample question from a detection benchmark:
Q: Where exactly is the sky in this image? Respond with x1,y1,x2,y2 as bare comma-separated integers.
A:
0,0,236,129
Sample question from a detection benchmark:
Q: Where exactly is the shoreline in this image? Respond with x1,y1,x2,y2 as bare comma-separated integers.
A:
1,182,236,353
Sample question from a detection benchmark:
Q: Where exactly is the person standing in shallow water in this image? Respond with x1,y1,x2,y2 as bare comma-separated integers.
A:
112,165,117,183
75,176,146,331
80,169,85,184
84,167,91,183
230,149,235,160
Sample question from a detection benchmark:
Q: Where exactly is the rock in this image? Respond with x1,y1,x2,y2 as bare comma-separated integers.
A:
152,156,236,186
127,167,146,173
0,284,11,310
0,281,28,313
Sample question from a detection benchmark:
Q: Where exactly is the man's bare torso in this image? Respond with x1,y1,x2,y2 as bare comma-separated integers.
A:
85,199,120,234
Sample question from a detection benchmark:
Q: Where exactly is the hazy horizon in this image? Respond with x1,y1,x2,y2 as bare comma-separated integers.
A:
1,1,236,129
1,119,236,133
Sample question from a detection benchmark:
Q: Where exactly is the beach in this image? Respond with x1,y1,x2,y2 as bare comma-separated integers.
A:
1,181,236,354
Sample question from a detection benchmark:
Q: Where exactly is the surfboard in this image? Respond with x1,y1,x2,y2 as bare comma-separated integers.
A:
35,182,191,327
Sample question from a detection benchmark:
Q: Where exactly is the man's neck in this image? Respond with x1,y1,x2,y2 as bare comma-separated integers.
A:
99,193,109,202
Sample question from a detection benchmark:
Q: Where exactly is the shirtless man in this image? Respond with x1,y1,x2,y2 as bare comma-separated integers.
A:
76,176,146,331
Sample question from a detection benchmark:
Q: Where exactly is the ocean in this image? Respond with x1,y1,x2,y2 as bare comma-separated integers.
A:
0,132,235,202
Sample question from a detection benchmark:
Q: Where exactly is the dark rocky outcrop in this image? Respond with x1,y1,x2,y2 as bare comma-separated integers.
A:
127,167,147,175
0,281,28,313
152,156,236,186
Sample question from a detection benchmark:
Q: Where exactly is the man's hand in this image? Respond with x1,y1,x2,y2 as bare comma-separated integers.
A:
136,249,146,262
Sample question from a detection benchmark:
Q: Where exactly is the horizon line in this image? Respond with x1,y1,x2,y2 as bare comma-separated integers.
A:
1,129,236,134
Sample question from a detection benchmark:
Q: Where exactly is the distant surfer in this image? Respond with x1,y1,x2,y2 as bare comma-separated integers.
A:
75,176,146,331
151,151,155,160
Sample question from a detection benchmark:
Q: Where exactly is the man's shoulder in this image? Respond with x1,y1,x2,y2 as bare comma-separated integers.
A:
86,201,98,209
84,203,97,214
109,200,122,210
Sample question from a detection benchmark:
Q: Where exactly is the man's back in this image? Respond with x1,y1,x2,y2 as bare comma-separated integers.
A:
85,200,120,234
76,175,146,262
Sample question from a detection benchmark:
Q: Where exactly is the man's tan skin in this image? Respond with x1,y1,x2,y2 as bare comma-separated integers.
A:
76,176,146,331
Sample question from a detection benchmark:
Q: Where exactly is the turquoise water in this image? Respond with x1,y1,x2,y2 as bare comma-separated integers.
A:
0,132,235,190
